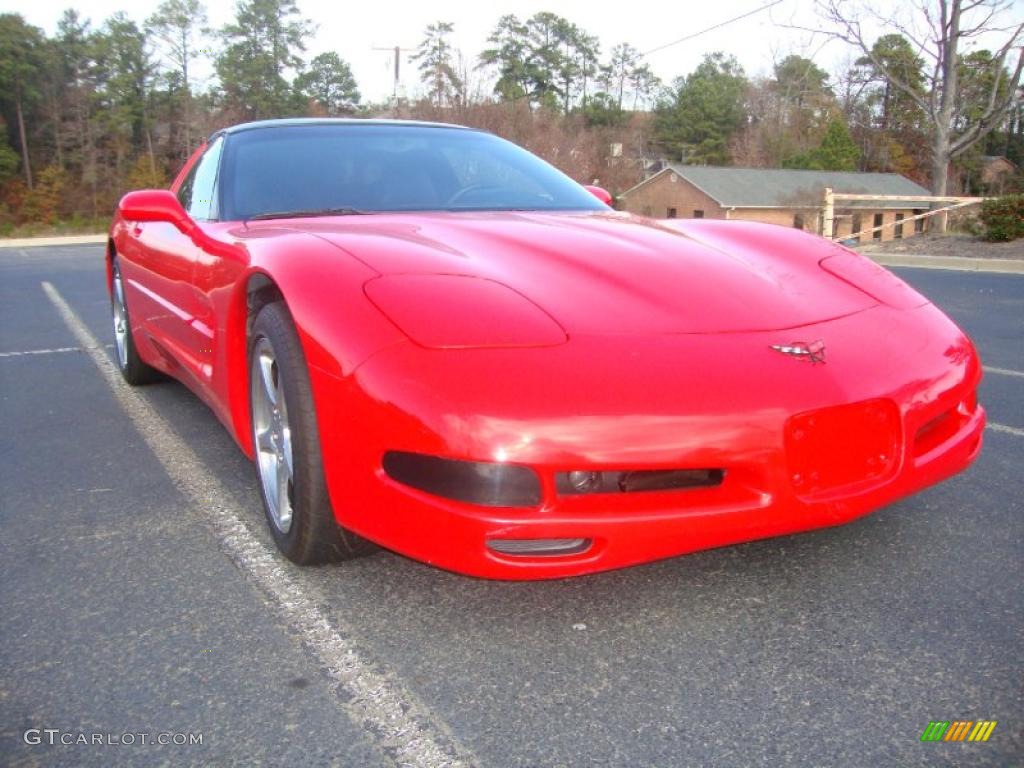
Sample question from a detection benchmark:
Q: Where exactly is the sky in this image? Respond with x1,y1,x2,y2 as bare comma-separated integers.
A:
4,0,1022,102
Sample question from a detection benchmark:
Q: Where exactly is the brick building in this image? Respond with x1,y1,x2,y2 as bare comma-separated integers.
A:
619,165,933,242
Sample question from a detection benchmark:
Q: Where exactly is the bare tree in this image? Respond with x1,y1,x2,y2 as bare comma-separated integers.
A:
808,1,1023,207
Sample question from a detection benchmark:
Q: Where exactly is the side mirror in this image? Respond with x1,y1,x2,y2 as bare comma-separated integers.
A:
118,190,192,232
583,185,613,207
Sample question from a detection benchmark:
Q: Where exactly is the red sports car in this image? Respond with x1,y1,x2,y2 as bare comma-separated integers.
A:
108,119,984,579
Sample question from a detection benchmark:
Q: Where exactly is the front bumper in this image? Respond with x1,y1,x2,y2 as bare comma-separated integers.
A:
309,302,984,579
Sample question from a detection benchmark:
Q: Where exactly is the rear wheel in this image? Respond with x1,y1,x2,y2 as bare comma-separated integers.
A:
110,257,160,385
249,301,373,564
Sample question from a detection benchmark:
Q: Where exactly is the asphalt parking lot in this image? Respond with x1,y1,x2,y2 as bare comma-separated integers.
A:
1,244,1021,767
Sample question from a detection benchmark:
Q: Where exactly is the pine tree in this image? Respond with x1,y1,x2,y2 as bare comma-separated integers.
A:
216,0,314,118
0,14,46,188
295,52,360,115
654,53,748,165
411,22,461,107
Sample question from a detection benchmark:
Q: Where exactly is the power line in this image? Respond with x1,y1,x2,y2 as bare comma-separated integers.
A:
643,0,785,56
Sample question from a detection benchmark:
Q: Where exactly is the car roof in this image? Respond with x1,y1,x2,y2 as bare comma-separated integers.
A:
218,118,475,137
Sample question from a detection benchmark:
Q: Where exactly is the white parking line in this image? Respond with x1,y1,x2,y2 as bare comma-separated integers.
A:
0,234,106,248
41,281,476,768
0,344,114,358
984,366,1024,379
0,346,82,358
988,422,1024,438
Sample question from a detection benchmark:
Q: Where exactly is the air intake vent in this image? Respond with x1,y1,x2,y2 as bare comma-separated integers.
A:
487,538,591,556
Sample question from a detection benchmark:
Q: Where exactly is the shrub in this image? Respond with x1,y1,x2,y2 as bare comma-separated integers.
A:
20,166,67,224
125,155,168,191
979,194,1024,242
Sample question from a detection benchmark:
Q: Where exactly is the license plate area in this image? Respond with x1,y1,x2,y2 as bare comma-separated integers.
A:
785,398,901,498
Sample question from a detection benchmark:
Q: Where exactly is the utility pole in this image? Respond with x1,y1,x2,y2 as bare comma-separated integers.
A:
372,45,415,105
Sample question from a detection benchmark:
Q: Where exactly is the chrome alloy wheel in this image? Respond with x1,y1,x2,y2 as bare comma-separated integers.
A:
112,264,129,369
252,337,294,533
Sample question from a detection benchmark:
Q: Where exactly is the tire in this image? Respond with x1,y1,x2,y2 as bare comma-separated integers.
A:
110,256,161,385
249,301,374,564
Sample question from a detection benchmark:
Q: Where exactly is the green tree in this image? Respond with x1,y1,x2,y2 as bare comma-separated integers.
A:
772,55,831,110
958,50,1017,129
411,21,461,107
295,52,360,115
92,13,153,155
479,14,530,102
480,12,596,113
146,0,207,158
786,118,860,170
216,0,314,118
0,14,46,188
772,55,834,141
846,34,928,176
855,34,925,131
583,91,626,127
522,12,570,110
955,50,1018,192
0,140,19,182
654,52,748,165
814,118,860,170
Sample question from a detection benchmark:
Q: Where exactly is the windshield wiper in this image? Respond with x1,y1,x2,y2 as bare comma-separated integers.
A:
247,207,369,221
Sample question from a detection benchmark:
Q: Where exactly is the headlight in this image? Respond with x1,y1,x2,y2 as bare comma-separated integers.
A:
364,274,567,349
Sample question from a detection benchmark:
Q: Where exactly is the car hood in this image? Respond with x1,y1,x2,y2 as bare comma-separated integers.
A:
272,211,878,334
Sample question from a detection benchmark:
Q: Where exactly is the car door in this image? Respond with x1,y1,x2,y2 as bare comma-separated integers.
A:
126,137,224,386
188,140,249,418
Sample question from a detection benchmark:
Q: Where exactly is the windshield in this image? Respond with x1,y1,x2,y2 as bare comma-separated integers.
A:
218,123,607,220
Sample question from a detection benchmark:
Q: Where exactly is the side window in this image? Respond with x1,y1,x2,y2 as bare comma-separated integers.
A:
177,137,224,220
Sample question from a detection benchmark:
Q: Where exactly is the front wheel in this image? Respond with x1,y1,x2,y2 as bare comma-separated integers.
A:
110,257,160,385
249,302,373,564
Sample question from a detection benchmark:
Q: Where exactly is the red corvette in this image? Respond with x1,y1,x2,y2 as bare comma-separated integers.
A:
108,119,984,579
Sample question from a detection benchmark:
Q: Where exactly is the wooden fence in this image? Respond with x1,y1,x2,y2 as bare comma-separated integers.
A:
821,189,986,241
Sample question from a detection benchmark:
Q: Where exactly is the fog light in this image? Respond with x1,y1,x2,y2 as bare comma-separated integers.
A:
487,538,591,556
556,468,725,495
567,470,601,493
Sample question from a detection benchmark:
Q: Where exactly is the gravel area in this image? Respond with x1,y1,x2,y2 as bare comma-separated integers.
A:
856,232,1024,260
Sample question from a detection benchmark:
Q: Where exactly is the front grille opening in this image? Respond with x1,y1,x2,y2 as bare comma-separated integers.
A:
487,538,592,556
914,409,959,456
916,412,951,441
556,468,725,496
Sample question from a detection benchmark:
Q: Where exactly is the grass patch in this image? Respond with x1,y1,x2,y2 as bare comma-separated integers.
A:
1,217,107,239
